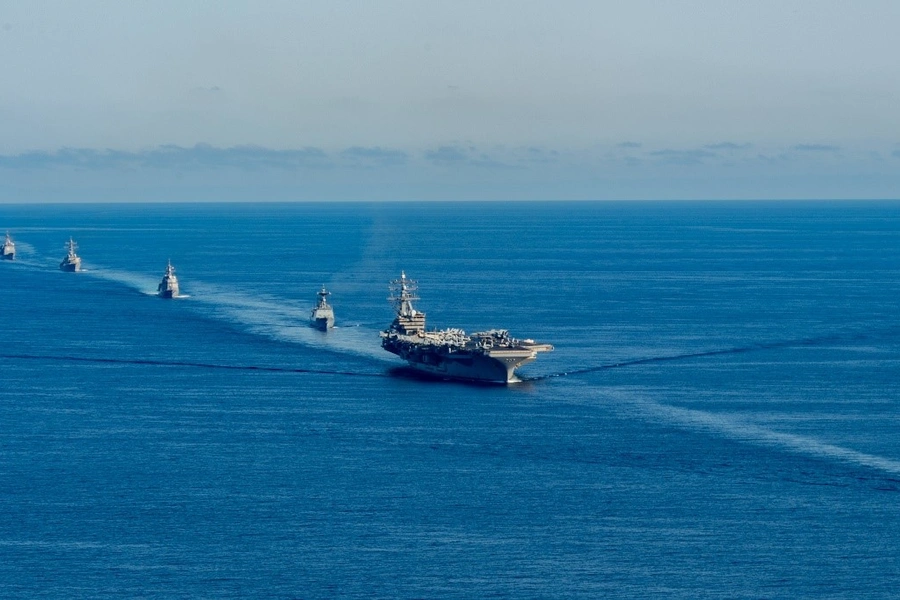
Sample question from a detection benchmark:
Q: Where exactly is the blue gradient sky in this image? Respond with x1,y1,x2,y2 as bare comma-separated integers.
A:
2,1,899,201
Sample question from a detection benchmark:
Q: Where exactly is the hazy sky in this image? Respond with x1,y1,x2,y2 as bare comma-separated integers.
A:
1,1,899,201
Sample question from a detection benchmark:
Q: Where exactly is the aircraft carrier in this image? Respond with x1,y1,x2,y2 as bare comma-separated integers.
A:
380,272,552,384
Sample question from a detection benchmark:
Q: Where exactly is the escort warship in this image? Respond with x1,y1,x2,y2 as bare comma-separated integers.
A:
2,232,14,260
157,260,180,298
380,272,553,384
310,286,335,330
59,238,82,272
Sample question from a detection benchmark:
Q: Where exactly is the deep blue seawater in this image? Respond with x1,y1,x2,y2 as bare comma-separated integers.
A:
1,201,899,598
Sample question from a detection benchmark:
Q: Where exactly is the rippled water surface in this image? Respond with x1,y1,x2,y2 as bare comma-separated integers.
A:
1,201,899,598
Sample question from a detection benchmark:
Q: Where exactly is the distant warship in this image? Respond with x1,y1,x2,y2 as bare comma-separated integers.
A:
2,232,14,260
59,238,81,272
157,260,180,298
380,272,553,384
310,286,335,330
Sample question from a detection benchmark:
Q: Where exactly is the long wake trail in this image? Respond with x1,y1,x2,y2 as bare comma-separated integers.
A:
0,352,389,378
531,328,895,381
20,255,394,364
10,250,898,384
632,396,900,478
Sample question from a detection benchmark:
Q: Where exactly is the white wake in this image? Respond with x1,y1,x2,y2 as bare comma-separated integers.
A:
626,392,900,477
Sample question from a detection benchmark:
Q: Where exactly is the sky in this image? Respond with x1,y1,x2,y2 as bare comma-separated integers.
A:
1,0,899,202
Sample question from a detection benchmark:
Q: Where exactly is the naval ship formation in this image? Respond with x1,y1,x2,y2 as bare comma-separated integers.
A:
380,272,553,383
2,232,553,384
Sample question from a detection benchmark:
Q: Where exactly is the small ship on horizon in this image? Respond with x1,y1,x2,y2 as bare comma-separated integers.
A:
59,238,82,272
157,260,180,298
2,232,14,261
380,272,553,384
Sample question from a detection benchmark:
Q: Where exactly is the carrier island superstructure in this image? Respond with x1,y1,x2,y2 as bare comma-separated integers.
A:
380,272,553,383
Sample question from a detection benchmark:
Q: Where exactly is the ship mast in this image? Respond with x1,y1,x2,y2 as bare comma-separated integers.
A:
316,286,331,309
389,271,420,317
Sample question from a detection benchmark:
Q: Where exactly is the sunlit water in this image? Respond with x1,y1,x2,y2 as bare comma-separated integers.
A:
1,201,899,598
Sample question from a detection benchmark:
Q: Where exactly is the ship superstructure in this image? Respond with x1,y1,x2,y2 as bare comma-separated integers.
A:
310,286,335,330
59,238,81,272
2,232,14,260
157,260,180,298
380,272,553,383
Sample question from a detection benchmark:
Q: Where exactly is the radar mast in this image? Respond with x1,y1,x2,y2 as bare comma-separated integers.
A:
387,271,426,334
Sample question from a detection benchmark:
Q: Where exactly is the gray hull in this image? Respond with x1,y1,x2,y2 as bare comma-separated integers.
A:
60,259,81,272
2,234,14,260
400,353,529,384
310,306,334,331
311,316,334,331
382,337,539,384
158,280,179,298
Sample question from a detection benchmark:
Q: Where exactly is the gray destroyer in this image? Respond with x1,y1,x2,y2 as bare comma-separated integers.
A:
380,272,553,384
310,286,335,330
157,260,180,298
59,238,82,272
2,232,14,260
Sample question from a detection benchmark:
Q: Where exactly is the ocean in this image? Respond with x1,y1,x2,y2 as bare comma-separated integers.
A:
1,200,898,598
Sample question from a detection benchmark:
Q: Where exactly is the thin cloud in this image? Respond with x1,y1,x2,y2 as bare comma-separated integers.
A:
339,146,408,166
145,144,328,169
424,144,515,169
0,148,131,169
521,146,560,164
792,144,840,152
704,142,752,150
648,148,717,165
755,153,788,164
0,144,329,170
617,142,642,149
425,145,470,163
